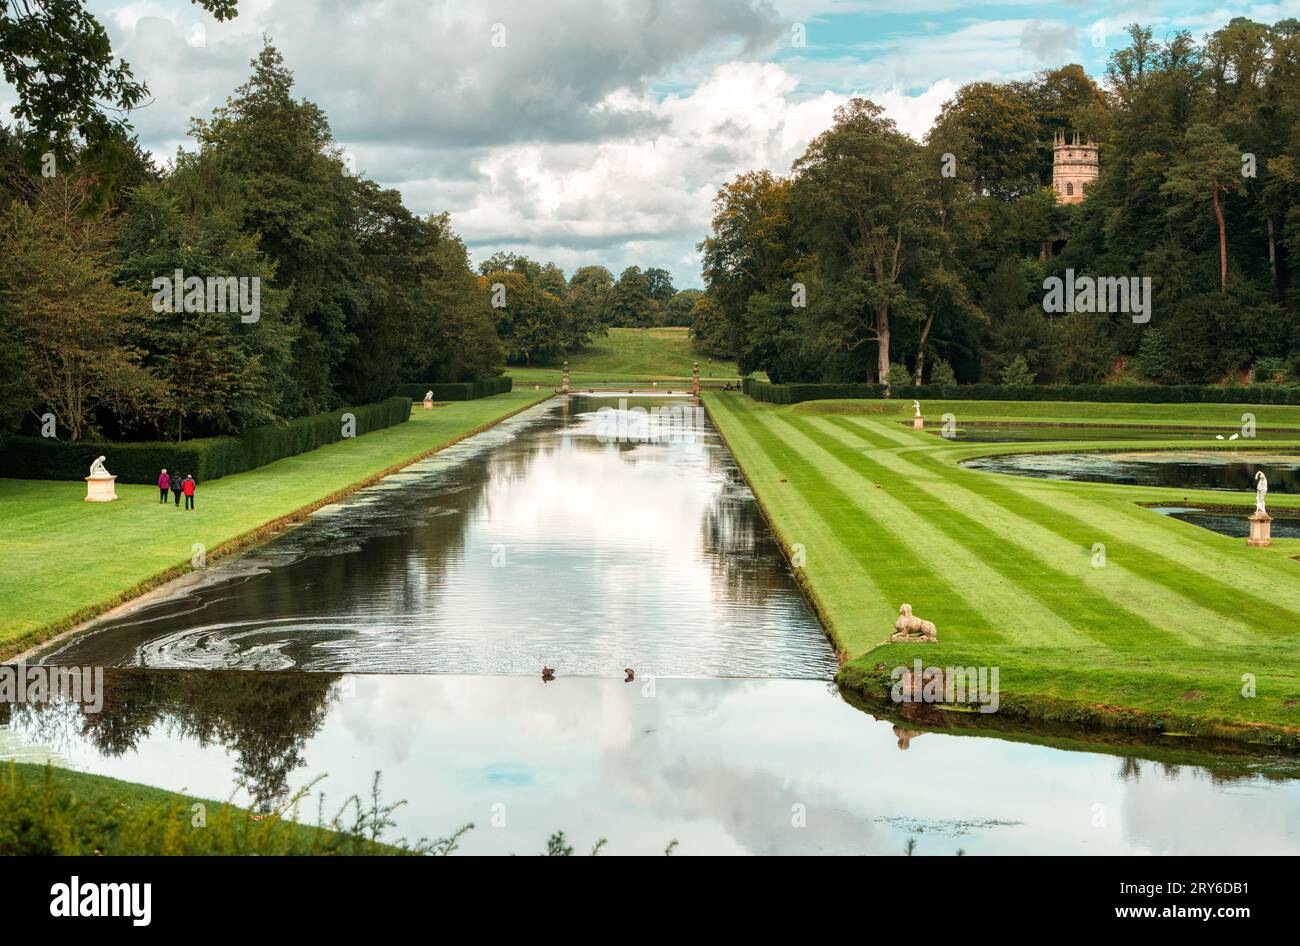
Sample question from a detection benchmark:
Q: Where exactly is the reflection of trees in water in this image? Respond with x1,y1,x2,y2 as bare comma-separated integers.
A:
699,463,790,613
7,669,338,810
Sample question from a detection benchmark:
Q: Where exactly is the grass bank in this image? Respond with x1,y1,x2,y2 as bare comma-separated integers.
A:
0,390,551,657
0,763,428,855
704,392,1300,746
508,327,742,384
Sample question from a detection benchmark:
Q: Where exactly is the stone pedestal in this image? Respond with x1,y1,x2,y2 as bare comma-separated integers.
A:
1248,513,1272,548
85,475,118,502
422,397,433,410
912,416,924,430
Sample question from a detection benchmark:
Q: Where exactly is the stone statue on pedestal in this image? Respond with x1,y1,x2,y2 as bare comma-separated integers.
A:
84,455,117,502
1256,470,1268,516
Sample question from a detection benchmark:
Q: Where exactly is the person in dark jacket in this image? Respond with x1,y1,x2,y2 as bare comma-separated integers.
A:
158,469,170,503
171,470,184,506
182,474,196,510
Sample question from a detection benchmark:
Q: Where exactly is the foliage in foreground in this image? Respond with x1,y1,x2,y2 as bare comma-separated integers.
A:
0,763,464,856
0,764,680,856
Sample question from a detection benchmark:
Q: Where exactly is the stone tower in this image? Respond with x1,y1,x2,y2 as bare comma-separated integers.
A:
1051,130,1098,204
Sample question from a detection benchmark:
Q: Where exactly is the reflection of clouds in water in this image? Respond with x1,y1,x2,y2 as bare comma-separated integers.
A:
6,675,1300,854
41,397,831,678
1120,767,1300,855
312,677,1300,855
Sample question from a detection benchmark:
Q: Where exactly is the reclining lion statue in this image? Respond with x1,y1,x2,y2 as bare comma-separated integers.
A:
891,603,937,643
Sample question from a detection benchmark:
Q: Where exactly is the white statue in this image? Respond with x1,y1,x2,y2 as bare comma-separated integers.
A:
424,391,433,401
88,455,110,478
912,400,922,418
1256,470,1268,516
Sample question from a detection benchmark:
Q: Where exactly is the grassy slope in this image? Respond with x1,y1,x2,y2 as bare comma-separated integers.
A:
705,392,1300,744
0,390,551,655
0,762,407,854
508,327,742,383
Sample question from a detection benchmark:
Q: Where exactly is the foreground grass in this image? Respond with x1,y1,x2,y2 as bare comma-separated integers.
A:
0,763,444,855
508,327,742,384
0,390,551,655
706,393,1300,744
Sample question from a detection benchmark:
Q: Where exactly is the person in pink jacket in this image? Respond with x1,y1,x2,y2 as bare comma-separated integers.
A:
158,469,170,504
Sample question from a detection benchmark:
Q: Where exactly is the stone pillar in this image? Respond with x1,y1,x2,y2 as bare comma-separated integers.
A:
692,361,700,396
562,361,570,395
912,415,924,431
1248,513,1273,548
85,475,118,502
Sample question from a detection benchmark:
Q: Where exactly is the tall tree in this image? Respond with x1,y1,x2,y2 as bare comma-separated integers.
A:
0,175,152,440
791,99,926,386
1161,123,1245,291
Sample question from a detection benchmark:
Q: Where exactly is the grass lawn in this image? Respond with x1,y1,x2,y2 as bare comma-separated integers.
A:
705,392,1300,744
0,389,551,657
0,762,417,854
508,326,743,384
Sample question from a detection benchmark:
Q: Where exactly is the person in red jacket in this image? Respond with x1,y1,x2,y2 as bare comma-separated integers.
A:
158,469,170,503
182,474,196,511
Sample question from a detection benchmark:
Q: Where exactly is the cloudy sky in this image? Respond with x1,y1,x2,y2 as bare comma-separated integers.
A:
20,0,1300,285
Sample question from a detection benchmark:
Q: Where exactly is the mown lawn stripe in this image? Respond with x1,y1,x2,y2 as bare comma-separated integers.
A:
712,395,1003,645
805,417,1202,648
833,415,1300,638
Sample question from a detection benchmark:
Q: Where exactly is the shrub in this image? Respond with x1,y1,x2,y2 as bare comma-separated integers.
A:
393,377,512,401
928,359,957,386
886,362,912,389
1135,328,1175,382
999,356,1036,387
1254,356,1291,385
0,397,412,484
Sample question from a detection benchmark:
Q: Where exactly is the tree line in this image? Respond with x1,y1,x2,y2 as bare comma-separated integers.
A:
0,42,508,443
477,252,701,365
696,17,1300,389
0,38,689,443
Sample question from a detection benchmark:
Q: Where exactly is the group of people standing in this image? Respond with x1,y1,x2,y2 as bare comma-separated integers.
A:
157,469,197,510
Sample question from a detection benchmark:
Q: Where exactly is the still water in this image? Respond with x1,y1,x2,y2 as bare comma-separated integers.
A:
929,424,1300,443
38,396,833,678
1151,506,1300,539
20,396,1300,854
6,671,1300,855
964,449,1300,493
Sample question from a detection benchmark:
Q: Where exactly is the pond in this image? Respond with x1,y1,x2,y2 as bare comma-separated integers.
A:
5,670,1300,855
1150,506,1300,539
963,449,1300,493
36,396,833,679
927,424,1300,443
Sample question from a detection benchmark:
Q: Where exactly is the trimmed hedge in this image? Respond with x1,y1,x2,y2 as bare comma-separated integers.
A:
394,377,512,401
742,378,1300,406
0,397,412,484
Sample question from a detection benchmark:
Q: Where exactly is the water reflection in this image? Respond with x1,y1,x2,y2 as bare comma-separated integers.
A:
5,670,1300,855
1,670,337,810
929,424,1300,443
1151,506,1300,539
38,397,832,679
965,450,1300,493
